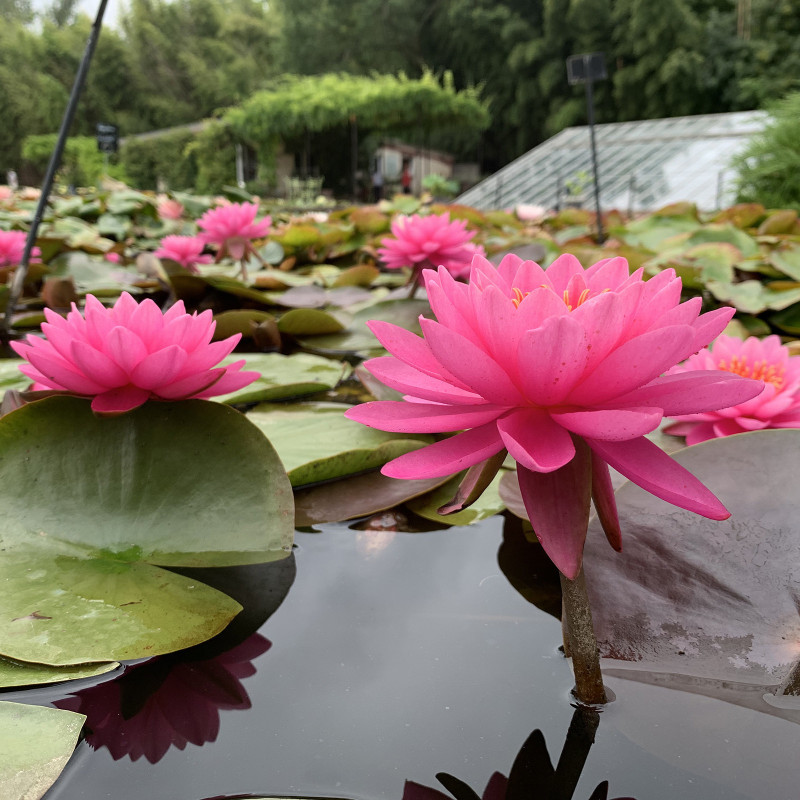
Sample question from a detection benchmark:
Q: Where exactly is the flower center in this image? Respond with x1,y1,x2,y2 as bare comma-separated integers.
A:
717,355,785,389
511,285,595,310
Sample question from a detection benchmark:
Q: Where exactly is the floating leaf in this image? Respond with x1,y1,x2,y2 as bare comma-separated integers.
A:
277,307,347,336
406,469,507,526
757,209,798,236
0,359,33,393
769,247,800,282
298,298,429,355
0,701,85,800
212,309,277,340
0,396,293,665
215,353,348,404
585,430,800,714
247,402,432,487
295,472,451,526
0,655,118,689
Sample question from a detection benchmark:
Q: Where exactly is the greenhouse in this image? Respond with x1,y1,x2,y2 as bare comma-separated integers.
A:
459,110,768,213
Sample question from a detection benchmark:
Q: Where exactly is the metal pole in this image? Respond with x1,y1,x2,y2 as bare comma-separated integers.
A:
2,0,110,338
585,79,605,244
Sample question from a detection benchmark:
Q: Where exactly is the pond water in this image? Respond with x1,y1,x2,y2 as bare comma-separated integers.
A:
9,517,798,800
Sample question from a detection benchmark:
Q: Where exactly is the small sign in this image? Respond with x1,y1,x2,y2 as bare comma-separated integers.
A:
96,122,119,153
566,53,607,85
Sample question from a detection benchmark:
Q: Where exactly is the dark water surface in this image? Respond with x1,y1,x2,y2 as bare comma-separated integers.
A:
11,518,798,799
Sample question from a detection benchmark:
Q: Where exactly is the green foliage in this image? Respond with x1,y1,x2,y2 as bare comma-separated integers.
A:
189,120,240,194
21,134,114,187
226,71,489,154
120,128,197,190
734,93,800,210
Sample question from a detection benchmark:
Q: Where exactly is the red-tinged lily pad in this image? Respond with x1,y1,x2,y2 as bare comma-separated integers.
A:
0,701,86,800
584,429,800,710
295,472,453,526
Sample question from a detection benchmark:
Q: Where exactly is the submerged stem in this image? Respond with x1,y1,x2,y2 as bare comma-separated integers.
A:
560,566,607,705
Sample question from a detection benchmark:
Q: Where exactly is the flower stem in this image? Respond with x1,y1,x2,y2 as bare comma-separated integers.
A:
560,566,607,705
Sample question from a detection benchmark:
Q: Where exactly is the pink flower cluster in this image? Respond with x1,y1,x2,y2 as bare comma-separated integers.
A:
666,334,800,443
197,202,271,262
378,213,484,279
0,230,40,267
346,253,764,578
12,292,259,414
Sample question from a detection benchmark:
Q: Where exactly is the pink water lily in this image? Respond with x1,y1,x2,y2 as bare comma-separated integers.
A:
378,212,484,280
197,201,271,263
157,198,184,221
665,334,800,443
11,292,259,414
153,235,213,273
345,253,764,578
0,229,40,267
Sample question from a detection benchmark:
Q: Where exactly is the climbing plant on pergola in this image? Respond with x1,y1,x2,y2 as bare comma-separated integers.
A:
221,71,489,190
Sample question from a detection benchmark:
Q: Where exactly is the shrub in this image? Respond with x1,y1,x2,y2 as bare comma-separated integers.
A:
734,93,800,211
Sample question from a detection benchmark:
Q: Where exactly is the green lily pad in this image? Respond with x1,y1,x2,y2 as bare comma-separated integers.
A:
770,248,800,281
0,701,85,800
406,469,507,526
0,397,293,665
215,353,348,404
0,359,33,393
0,655,118,688
298,298,429,355
0,396,293,567
247,402,432,487
277,307,348,336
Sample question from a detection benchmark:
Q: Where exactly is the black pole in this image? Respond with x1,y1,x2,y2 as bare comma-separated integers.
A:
2,0,110,339
584,79,605,245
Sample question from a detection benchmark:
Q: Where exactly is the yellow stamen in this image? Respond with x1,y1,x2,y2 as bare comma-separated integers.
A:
717,355,785,389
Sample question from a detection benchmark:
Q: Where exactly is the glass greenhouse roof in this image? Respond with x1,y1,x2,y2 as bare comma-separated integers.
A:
458,111,768,212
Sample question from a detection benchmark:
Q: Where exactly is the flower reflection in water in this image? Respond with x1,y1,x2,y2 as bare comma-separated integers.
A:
403,707,636,800
56,632,270,764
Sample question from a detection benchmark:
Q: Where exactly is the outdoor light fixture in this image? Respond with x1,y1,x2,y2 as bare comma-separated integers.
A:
566,52,607,244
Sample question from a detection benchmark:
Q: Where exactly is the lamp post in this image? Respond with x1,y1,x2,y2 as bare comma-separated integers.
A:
566,52,607,244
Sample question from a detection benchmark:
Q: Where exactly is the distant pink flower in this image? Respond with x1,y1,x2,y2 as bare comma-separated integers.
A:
153,235,213,273
0,186,13,201
11,292,259,414
378,213,484,280
515,203,547,223
0,230,40,267
197,201,271,262
665,334,800,443
105,252,121,263
345,254,764,578
157,198,184,220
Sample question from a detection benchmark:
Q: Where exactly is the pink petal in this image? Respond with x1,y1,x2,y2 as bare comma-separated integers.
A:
610,371,765,415
193,365,259,398
585,436,730,519
420,318,524,405
25,348,108,394
568,325,695,405
344,400,505,433
496,408,575,472
69,340,129,387
568,290,627,373
364,357,484,404
156,370,224,400
130,345,188,389
551,407,662,441
91,386,151,414
129,298,165,342
591,452,621,551
381,422,505,479
517,437,593,579
106,326,148,373
367,320,470,390
690,306,736,350
517,315,589,404
543,253,584,291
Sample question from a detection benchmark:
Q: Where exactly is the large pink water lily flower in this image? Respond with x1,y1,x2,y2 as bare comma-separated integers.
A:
153,235,213,273
11,292,259,414
0,229,40,267
345,254,765,578
665,334,800,444
378,212,485,279
197,201,271,262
